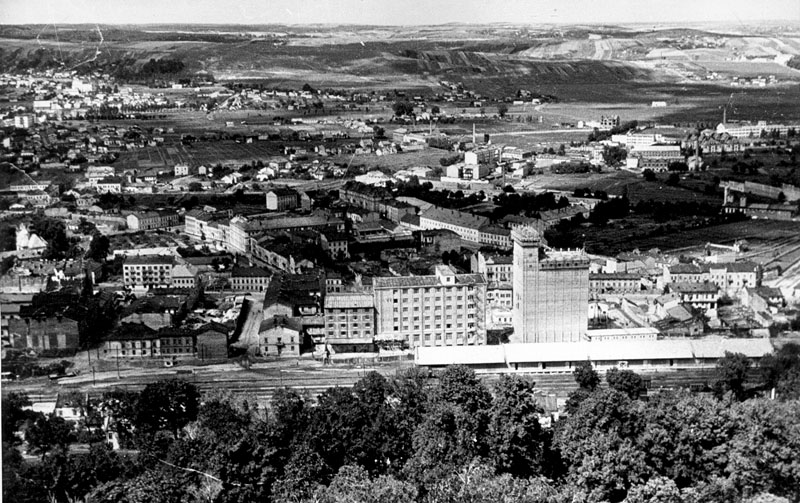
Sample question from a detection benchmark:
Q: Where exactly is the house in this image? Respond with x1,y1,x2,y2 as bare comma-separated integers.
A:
320,232,350,260
171,263,198,289
100,324,196,360
126,210,181,231
95,178,123,194
15,223,48,252
590,273,642,296
265,188,299,211
258,315,302,357
742,287,784,314
668,282,719,316
230,265,271,292
174,164,190,176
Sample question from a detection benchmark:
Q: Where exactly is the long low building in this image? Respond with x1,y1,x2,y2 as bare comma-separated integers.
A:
415,337,774,372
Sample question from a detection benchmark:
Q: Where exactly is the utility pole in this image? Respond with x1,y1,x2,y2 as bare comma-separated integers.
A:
116,346,121,379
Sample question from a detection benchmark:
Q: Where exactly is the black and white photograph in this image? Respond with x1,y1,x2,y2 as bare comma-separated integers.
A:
1,0,799,501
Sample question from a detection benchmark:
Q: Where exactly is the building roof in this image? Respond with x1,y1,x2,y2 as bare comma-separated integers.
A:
171,264,197,278
672,282,718,294
324,292,374,309
268,187,298,197
124,255,175,266
259,315,302,333
416,337,775,366
231,265,271,278
373,272,486,289
421,206,489,229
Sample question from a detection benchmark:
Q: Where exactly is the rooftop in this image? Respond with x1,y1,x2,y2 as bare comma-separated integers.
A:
324,292,374,309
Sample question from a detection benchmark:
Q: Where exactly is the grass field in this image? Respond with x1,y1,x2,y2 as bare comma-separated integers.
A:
526,170,722,204
586,219,800,255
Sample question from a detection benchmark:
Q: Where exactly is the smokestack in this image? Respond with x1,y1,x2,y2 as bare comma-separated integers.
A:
472,123,476,144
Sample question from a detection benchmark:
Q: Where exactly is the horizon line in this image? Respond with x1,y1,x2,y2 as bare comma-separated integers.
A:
1,19,797,27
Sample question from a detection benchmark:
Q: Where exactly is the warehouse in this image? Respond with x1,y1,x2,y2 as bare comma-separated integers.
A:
415,337,774,373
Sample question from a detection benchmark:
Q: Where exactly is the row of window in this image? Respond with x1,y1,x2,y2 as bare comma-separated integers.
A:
392,322,475,331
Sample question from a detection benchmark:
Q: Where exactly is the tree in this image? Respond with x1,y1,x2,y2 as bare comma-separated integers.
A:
487,375,545,476
26,413,73,459
573,360,600,390
606,367,644,399
556,390,648,502
135,379,200,436
392,100,414,117
188,182,203,192
86,232,110,262
2,392,33,444
714,352,752,400
666,173,680,186
497,103,509,118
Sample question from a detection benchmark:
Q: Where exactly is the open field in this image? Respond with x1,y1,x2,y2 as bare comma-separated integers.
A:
524,170,722,204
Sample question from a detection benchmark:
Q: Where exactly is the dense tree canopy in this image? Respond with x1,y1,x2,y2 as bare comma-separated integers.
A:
4,352,800,503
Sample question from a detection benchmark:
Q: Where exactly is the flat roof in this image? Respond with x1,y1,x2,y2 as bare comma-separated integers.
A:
415,338,775,366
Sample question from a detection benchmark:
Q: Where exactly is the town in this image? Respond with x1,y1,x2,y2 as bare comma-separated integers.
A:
2,14,800,503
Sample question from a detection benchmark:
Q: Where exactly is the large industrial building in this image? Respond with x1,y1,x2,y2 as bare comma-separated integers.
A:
373,265,486,348
415,337,774,372
512,227,590,343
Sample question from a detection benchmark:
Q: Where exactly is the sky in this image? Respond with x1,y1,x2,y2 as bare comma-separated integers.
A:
1,0,798,26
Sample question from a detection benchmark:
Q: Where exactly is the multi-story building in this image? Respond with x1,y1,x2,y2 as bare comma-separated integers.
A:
473,251,513,283
478,225,512,249
589,273,642,296
323,292,375,351
126,210,181,231
174,164,190,177
419,206,489,243
123,255,175,289
373,265,487,348
512,227,590,344
230,265,271,292
662,261,759,294
258,315,301,357
95,178,123,194
668,282,719,316
171,263,198,289
266,188,299,211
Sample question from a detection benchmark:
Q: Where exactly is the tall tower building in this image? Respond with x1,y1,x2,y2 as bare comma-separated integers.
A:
512,227,590,343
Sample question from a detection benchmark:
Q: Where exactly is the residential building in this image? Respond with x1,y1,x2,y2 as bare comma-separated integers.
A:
122,255,175,289
174,164,190,176
668,282,719,315
259,315,302,357
589,273,642,296
320,232,350,260
95,178,123,193
512,227,590,344
373,265,487,348
171,263,198,289
419,206,489,243
472,251,513,283
230,265,271,292
324,292,376,351
126,210,181,231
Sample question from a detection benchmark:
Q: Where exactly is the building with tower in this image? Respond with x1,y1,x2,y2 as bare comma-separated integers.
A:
512,227,590,344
